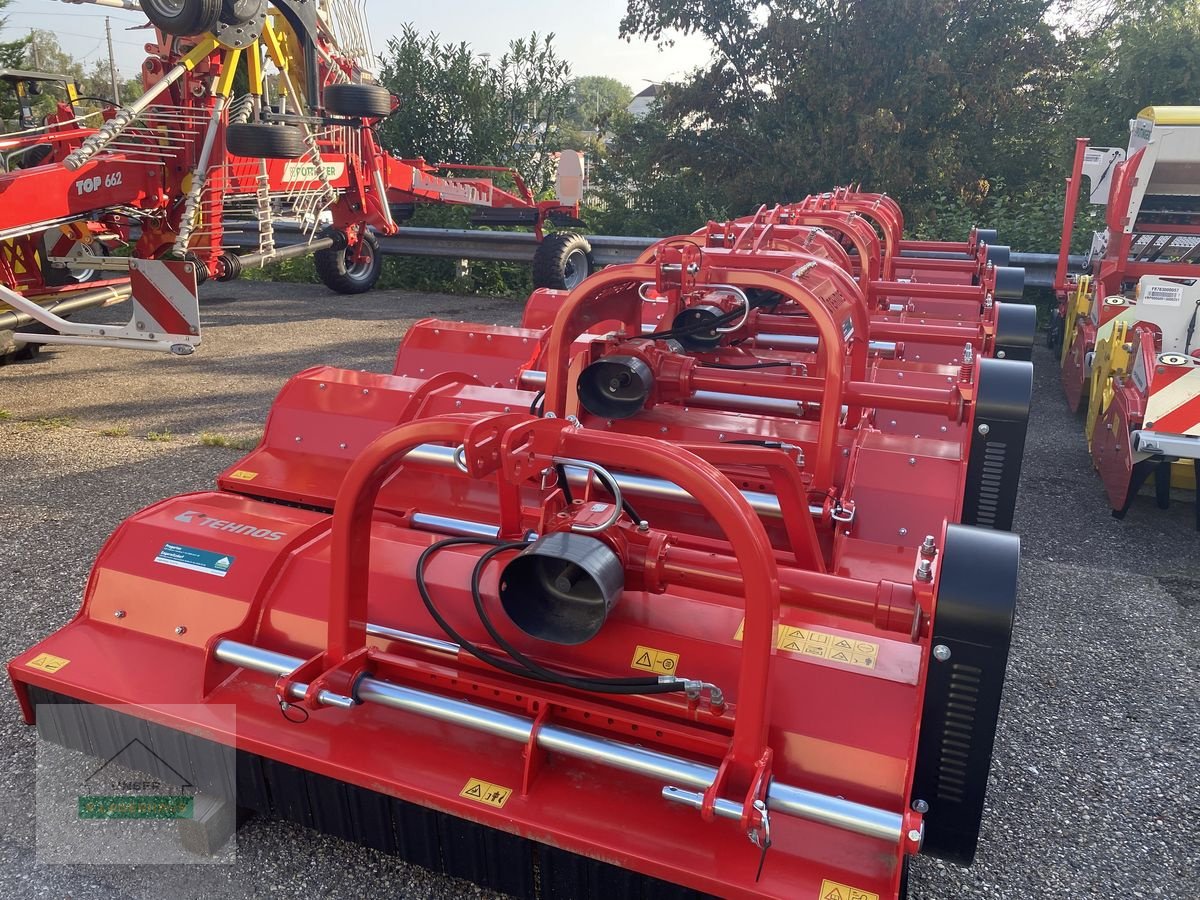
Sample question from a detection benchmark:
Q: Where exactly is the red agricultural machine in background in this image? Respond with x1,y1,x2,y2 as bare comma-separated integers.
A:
11,186,1030,898
1052,106,1200,524
0,0,588,358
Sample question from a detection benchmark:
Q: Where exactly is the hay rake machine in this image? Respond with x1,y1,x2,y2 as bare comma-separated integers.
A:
11,192,1030,898
0,0,586,358
1052,106,1200,523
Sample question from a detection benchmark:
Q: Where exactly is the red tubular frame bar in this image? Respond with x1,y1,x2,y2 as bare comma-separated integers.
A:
324,414,782,788
661,546,920,636
1056,137,1090,295
543,258,867,493
690,369,961,419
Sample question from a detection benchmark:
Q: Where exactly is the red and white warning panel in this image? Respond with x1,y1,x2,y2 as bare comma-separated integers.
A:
8,258,201,355
128,259,202,348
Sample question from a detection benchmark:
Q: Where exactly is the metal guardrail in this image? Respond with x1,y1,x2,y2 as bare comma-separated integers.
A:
225,222,1083,289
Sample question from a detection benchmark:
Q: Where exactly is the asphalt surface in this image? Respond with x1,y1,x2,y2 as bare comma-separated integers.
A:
0,282,1197,899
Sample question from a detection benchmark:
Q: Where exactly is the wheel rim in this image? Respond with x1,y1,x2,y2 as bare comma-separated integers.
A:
63,242,99,283
345,242,375,280
563,248,589,290
156,0,186,16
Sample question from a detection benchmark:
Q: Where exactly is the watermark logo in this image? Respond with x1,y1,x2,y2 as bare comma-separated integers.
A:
76,738,196,821
35,703,237,865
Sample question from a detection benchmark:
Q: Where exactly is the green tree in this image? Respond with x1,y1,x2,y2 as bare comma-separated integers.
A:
564,75,633,131
376,26,572,194
616,1,1064,221
0,0,30,122
10,31,139,123
586,108,729,236
1060,0,1200,149
76,59,144,106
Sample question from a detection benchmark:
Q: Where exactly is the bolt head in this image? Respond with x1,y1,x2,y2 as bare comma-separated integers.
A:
114,610,126,619
977,423,990,436
908,828,923,843
899,527,908,536
933,644,951,662
912,799,929,813
175,625,187,636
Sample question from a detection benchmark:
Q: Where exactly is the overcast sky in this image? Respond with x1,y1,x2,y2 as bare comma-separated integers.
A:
3,0,712,87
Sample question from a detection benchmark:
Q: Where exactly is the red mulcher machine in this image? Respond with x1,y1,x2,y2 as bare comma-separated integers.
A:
9,189,1030,896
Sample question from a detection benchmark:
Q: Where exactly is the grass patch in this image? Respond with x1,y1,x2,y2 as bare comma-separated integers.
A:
0,409,10,421
32,416,75,429
100,426,130,437
200,432,259,451
145,430,174,442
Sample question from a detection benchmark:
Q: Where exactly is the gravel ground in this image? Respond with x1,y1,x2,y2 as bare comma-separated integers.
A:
0,283,1196,899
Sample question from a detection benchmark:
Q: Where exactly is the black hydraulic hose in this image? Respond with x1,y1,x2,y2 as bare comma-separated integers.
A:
415,538,682,695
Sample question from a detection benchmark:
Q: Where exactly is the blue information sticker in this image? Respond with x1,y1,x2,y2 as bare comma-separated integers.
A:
154,543,235,578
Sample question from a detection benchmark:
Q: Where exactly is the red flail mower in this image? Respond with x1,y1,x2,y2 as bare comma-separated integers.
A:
11,196,1033,899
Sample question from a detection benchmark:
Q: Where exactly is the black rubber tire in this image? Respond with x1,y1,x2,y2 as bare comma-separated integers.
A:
993,301,1038,362
1046,310,1064,351
532,232,594,291
985,243,1011,267
323,83,393,118
226,123,307,160
6,320,53,362
314,231,382,295
142,0,222,36
18,143,53,169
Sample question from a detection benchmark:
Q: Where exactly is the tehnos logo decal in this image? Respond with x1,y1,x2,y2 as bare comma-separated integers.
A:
174,511,286,541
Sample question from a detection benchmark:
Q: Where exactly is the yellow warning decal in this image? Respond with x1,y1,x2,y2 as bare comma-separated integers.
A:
26,653,70,674
819,879,879,900
229,470,258,481
459,778,512,809
630,644,680,675
734,621,878,671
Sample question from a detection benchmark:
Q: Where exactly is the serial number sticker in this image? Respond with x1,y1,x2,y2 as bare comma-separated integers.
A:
229,470,258,481
819,879,879,900
1142,284,1185,307
733,621,878,670
630,644,679,675
459,778,512,809
27,653,70,674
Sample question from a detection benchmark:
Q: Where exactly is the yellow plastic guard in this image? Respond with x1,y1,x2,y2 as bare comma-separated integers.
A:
1061,275,1092,368
1136,106,1200,125
1085,319,1131,447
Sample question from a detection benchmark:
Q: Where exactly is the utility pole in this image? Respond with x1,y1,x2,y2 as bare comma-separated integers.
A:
105,18,121,104
29,29,40,69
